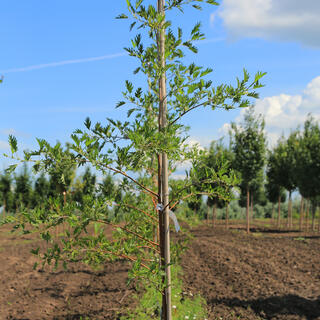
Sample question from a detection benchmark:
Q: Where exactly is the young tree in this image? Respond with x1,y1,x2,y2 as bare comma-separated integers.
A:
295,116,320,231
5,1,265,318
266,148,286,227
231,107,266,233
205,140,237,228
72,167,97,206
32,172,50,208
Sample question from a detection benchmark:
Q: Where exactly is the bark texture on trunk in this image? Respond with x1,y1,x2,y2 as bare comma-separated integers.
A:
157,1,171,318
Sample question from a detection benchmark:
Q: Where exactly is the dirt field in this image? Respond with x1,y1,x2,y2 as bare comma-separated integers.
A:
0,222,320,320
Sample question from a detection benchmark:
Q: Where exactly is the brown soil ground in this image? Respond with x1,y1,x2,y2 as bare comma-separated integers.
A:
1,221,320,320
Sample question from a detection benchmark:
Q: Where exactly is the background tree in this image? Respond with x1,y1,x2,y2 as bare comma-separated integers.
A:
32,172,50,208
273,133,298,228
72,167,97,206
266,148,287,227
13,164,32,211
295,116,320,231
0,172,13,216
231,107,266,233
46,146,76,206
205,140,236,228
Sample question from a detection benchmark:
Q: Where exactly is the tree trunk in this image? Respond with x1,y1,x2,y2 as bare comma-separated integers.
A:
157,1,171,318
305,199,309,231
299,196,304,231
311,202,316,231
212,202,216,228
288,191,292,228
250,192,253,222
226,204,229,229
206,206,210,224
246,187,250,233
277,195,281,228
271,203,274,224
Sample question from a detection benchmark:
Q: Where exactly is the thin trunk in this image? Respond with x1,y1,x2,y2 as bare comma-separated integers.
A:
225,204,229,229
157,1,171,318
250,193,253,222
317,206,320,233
277,195,281,228
246,187,250,233
206,206,210,224
288,191,292,228
212,202,216,228
271,203,274,224
299,196,304,231
311,202,316,231
305,199,310,231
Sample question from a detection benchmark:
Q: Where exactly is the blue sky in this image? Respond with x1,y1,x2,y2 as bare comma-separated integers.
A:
1,0,320,169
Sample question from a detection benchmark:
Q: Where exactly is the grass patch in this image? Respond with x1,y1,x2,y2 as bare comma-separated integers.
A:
122,265,208,320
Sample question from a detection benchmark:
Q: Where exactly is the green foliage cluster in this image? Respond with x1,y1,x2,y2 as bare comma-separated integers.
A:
123,265,207,320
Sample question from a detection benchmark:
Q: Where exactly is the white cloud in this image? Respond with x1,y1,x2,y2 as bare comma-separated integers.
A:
184,137,205,151
228,76,320,147
218,122,232,136
0,140,9,150
214,0,320,47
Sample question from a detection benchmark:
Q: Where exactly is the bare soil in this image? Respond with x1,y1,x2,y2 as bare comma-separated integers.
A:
1,222,320,320
181,224,320,320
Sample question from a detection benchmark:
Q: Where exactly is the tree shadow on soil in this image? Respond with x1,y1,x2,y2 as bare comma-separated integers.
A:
210,294,320,320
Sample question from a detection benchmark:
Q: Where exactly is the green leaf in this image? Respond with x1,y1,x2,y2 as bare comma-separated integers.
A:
116,101,126,108
125,80,133,93
116,14,128,19
31,247,40,255
8,135,18,154
192,4,202,10
5,164,17,174
84,117,91,130
207,0,219,5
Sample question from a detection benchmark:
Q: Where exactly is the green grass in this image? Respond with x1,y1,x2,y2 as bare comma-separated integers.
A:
122,265,208,320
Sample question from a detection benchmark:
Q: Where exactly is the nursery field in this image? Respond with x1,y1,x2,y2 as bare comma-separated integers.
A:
1,221,320,320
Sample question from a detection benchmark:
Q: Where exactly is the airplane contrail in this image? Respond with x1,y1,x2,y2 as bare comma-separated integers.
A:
0,52,127,74
0,37,223,74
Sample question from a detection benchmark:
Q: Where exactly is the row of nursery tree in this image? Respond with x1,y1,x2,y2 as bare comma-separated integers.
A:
190,108,320,232
1,1,318,317
1,108,319,231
